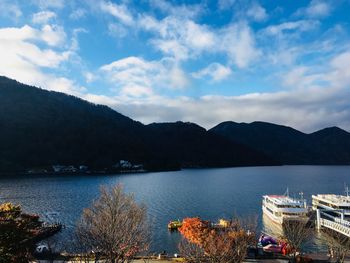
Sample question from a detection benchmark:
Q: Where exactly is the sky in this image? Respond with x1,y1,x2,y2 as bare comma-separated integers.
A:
0,0,350,132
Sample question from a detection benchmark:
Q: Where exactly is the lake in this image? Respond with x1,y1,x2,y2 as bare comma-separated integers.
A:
1,165,349,253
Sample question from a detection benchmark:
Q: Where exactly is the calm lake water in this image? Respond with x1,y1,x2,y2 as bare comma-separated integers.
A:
1,165,350,253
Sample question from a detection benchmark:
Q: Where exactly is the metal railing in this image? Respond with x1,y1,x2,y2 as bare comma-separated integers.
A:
319,211,350,237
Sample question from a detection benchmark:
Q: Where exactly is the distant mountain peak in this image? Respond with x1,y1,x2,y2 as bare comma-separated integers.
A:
311,126,350,136
210,120,350,165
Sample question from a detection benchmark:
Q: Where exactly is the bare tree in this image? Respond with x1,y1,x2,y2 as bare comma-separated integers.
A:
322,229,350,263
281,220,313,263
178,238,206,263
76,184,150,263
205,229,249,262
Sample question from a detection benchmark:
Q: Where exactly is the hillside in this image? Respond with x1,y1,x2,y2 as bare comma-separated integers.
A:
0,77,149,172
0,76,275,174
145,122,274,168
210,121,350,164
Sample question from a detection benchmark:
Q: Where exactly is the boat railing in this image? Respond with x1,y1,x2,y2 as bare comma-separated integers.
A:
319,218,350,237
319,211,350,227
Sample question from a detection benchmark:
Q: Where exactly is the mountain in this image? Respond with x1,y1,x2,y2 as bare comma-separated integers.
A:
0,76,149,172
0,76,275,174
145,122,274,168
308,127,350,163
210,121,350,164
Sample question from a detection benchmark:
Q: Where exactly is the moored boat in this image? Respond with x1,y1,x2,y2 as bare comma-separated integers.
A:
258,234,289,255
168,219,182,230
262,191,309,224
312,193,350,218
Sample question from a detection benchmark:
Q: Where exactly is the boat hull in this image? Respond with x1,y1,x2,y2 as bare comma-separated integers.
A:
262,205,283,224
262,205,309,225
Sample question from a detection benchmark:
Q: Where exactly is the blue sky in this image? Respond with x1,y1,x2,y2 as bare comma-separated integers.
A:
1,0,350,131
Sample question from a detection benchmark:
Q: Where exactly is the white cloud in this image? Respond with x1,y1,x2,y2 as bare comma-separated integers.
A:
70,28,88,51
139,15,259,68
258,19,324,68
40,25,66,46
263,20,319,36
327,51,350,88
94,2,260,68
88,50,350,132
246,2,268,22
219,23,260,68
120,84,154,98
32,11,56,24
266,46,300,66
282,66,325,89
305,0,331,18
86,85,350,133
84,72,97,83
100,56,190,97
169,66,189,89
151,39,189,61
100,1,133,25
139,15,216,61
32,0,65,9
193,63,232,82
0,25,80,95
294,0,331,19
83,93,118,106
0,25,36,41
0,25,65,47
282,51,350,91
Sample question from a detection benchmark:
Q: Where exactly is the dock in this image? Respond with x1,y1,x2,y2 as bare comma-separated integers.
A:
316,209,350,237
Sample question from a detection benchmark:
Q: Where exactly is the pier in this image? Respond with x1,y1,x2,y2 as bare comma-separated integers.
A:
316,209,350,237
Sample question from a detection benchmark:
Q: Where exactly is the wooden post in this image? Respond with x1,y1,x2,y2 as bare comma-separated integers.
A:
316,209,321,230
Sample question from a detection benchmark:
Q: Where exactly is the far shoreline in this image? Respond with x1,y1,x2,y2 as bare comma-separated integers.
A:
2,164,350,179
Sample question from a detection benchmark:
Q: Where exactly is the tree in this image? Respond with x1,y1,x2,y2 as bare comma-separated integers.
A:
179,217,210,245
281,220,313,262
178,238,205,263
323,229,350,263
179,217,256,263
76,184,150,263
0,202,41,263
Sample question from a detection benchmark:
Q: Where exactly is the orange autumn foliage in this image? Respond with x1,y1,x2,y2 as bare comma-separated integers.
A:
179,217,256,262
179,217,210,245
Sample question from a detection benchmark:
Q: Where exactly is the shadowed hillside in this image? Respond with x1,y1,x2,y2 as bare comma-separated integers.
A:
210,121,350,164
0,76,275,174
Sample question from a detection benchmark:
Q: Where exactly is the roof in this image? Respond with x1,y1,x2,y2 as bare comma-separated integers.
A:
263,195,304,206
312,194,350,206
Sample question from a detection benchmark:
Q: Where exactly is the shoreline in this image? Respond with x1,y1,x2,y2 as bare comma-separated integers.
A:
4,164,350,179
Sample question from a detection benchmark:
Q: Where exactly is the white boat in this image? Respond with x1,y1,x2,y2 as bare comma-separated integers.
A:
312,194,350,217
262,192,309,224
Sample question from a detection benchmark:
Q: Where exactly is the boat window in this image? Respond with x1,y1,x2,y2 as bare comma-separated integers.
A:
277,204,302,208
282,212,305,216
266,207,274,214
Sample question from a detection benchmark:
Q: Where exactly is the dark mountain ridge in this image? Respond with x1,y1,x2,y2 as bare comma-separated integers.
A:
1,76,349,175
0,76,275,174
145,121,273,168
210,121,350,165
0,77,149,172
